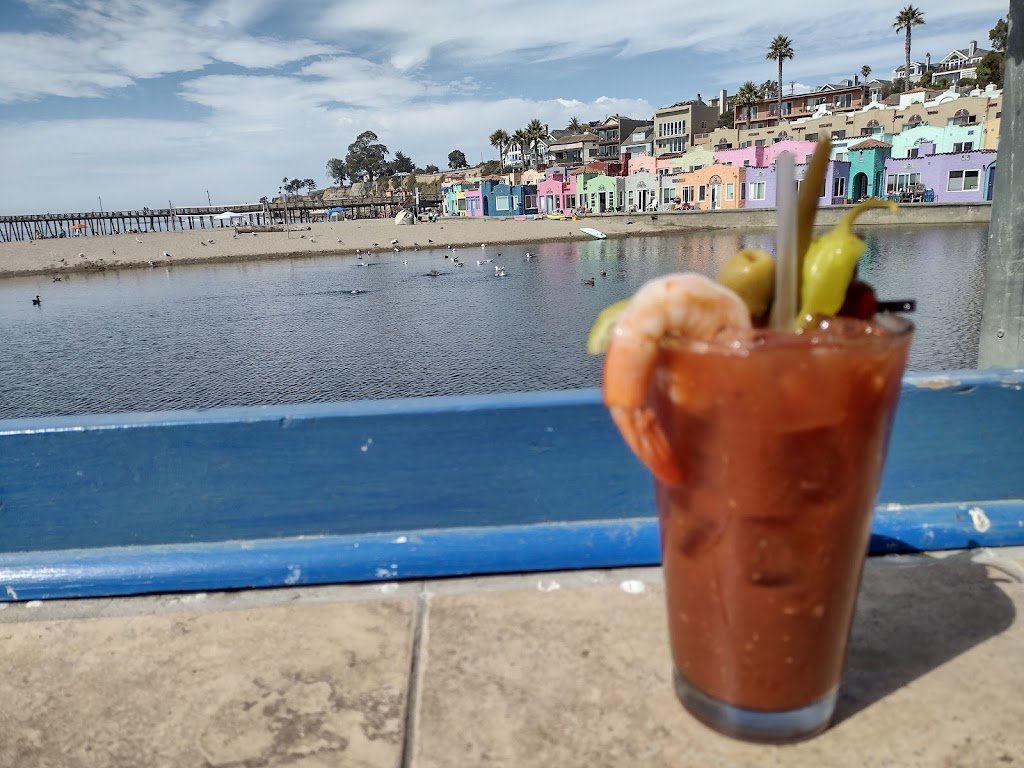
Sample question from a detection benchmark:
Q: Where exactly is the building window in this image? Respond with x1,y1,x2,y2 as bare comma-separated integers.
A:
725,182,735,201
886,172,922,193
741,183,746,200
698,185,706,202
805,133,818,141
907,147,919,158
495,197,510,211
947,169,980,192
750,181,766,200
833,176,846,197
952,141,974,153
755,139,766,147
831,130,846,140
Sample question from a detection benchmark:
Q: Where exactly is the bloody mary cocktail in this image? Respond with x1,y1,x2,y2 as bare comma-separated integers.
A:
649,314,912,742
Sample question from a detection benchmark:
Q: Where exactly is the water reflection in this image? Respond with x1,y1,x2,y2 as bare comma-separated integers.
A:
0,225,988,419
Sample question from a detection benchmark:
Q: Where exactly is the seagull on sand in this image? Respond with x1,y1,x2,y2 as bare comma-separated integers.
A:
163,251,172,258
135,237,142,243
391,239,399,245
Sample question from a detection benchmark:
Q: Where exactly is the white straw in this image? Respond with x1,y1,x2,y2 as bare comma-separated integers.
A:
771,152,798,330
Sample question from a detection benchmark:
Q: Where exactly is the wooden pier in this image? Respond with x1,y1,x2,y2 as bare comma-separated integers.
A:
0,195,441,242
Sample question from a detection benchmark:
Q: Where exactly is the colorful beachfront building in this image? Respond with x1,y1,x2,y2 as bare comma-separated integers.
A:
674,164,747,210
713,139,819,169
622,170,663,212
884,148,997,202
576,167,623,213
536,168,577,214
846,139,892,200
889,123,986,158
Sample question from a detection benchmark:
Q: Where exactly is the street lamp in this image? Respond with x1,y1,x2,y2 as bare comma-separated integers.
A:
206,190,212,207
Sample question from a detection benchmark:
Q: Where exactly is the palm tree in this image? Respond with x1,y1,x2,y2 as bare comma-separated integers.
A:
511,129,530,170
567,117,584,133
489,129,510,172
894,6,925,92
860,64,872,81
765,35,794,125
526,118,546,169
736,81,760,125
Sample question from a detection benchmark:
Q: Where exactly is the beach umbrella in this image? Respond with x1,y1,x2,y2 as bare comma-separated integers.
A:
71,223,87,230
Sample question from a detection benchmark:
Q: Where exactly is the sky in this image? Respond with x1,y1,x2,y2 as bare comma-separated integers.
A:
0,0,1010,215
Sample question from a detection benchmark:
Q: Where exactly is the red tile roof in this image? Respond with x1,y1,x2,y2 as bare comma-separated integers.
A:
848,139,893,150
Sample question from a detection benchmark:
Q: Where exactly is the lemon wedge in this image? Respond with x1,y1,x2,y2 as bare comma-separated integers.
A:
586,298,632,355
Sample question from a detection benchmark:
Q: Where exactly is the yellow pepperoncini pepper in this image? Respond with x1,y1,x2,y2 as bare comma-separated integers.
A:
798,198,898,325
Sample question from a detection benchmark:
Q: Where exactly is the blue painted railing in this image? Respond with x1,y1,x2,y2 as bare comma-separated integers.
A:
1,369,1022,601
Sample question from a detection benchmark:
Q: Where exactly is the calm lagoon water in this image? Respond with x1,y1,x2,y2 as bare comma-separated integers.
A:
0,224,987,420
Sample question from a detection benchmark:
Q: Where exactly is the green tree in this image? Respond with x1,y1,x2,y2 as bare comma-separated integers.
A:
765,35,794,124
303,178,317,193
567,117,584,133
860,64,872,81
326,158,347,186
389,150,415,174
736,81,760,125
525,118,546,168
479,160,503,176
489,129,510,171
344,131,390,184
990,17,1007,52
282,177,306,194
422,164,440,174
759,79,779,100
975,49,1005,89
894,6,925,92
718,111,735,129
447,150,469,170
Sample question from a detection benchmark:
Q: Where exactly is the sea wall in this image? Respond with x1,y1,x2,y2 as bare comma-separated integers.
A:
592,202,992,230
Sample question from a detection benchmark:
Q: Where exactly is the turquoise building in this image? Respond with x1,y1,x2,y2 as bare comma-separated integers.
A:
846,139,893,200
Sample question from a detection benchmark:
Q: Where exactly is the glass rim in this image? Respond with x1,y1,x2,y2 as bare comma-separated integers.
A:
658,313,915,354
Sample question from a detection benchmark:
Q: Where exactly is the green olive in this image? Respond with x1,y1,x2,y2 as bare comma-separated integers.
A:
716,248,776,320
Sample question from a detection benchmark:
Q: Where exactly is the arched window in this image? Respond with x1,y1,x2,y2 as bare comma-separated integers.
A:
867,119,880,129
908,115,923,127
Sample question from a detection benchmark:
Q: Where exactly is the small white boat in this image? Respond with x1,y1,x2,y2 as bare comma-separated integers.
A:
580,227,607,240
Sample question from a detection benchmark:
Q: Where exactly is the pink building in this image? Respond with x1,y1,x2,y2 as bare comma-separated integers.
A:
626,153,657,175
714,139,819,168
536,168,577,214
463,187,483,217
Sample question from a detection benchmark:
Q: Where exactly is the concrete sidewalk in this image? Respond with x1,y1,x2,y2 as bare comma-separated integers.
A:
1,549,1021,767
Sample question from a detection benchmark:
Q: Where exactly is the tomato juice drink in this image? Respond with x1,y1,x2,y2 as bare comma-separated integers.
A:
649,314,912,742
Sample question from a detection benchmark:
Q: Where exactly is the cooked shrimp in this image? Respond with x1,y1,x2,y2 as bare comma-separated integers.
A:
603,272,751,485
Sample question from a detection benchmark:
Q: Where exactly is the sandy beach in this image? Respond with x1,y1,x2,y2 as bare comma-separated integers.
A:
0,214,691,279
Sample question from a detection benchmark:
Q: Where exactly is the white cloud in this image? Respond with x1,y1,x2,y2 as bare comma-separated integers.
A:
0,0,1009,213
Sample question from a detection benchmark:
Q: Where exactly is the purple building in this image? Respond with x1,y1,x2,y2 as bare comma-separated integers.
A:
884,149,997,203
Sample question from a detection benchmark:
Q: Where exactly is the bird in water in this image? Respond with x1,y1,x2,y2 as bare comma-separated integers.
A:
583,278,595,286
32,295,41,305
